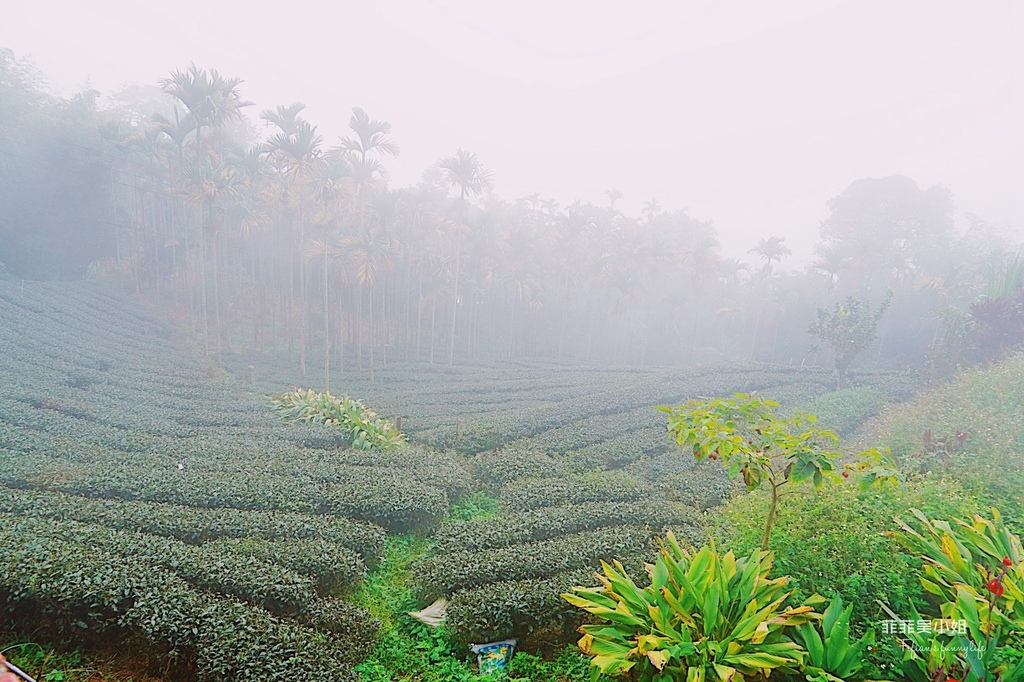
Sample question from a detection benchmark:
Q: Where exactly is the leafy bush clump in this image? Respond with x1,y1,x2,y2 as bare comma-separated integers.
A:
886,508,1024,682
272,389,407,451
709,475,982,626
563,533,817,681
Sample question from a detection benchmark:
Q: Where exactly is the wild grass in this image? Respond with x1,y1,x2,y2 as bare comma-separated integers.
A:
854,352,1024,522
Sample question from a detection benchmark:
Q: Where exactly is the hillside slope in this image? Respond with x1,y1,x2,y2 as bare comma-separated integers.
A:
0,281,467,680
853,352,1024,521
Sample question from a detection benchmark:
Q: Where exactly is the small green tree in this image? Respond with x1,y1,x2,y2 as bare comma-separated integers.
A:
808,291,893,386
660,394,899,550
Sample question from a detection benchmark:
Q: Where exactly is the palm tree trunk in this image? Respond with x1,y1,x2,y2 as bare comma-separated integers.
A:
448,232,461,366
448,189,466,366
508,300,516,359
429,293,437,364
298,205,307,379
368,284,376,383
357,285,364,370
211,224,223,364
323,249,330,392
381,275,387,367
197,208,209,357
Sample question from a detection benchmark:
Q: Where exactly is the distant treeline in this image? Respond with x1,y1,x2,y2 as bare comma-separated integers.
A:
1,48,1021,376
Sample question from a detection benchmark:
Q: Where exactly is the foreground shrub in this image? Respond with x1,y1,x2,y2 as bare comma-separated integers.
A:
794,593,875,682
710,476,982,627
885,507,1024,682
855,352,1024,523
563,532,816,681
661,393,900,550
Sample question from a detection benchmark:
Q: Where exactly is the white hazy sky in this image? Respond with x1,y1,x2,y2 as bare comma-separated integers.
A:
3,0,1023,265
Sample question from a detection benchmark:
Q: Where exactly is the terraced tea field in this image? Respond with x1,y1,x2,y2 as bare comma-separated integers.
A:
0,280,922,679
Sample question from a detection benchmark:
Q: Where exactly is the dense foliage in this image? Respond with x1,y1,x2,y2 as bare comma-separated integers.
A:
887,508,1024,682
856,351,1024,522
661,393,900,549
2,49,1022,377
563,533,818,681
2,261,1023,681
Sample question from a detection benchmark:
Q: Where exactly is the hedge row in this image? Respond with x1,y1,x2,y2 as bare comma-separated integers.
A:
0,523,373,680
499,472,651,511
470,446,568,487
0,485,385,560
5,514,318,614
206,536,366,594
443,556,648,646
0,450,450,533
416,525,655,601
411,364,840,453
444,568,593,646
625,454,738,510
433,500,699,554
509,404,666,456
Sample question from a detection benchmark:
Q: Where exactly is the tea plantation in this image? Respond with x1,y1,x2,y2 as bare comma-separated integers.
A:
0,281,924,680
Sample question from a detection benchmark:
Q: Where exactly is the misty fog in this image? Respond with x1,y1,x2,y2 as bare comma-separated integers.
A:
1,3,1024,681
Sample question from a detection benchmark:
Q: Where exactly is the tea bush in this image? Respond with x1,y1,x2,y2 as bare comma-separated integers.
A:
499,472,650,510
0,485,386,559
433,499,698,554
417,525,656,601
0,524,370,679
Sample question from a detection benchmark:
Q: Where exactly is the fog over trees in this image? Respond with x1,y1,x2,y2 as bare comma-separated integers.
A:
1,48,1022,382
3,8,1024,680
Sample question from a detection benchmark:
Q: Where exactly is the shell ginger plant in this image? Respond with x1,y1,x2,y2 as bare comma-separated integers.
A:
272,389,407,451
563,531,819,682
659,393,900,550
882,508,1024,682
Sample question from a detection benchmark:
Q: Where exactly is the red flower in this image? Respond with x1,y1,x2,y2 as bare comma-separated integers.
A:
986,578,1005,597
1003,557,1013,567
947,678,961,682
